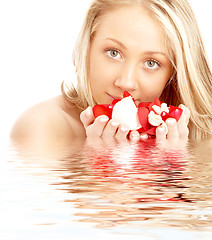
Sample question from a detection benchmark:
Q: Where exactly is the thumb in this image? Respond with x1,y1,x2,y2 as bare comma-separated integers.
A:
80,106,95,128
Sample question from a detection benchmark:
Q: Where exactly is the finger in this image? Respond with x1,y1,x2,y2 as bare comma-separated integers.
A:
177,114,189,138
101,119,120,138
140,133,148,140
86,135,117,151
115,125,129,140
177,104,190,139
86,115,109,137
166,118,179,140
80,107,95,128
178,104,190,125
156,125,167,140
129,130,140,141
85,137,105,150
101,136,118,148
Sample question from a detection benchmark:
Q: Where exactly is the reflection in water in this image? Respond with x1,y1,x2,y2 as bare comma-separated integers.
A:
4,138,212,239
50,138,212,229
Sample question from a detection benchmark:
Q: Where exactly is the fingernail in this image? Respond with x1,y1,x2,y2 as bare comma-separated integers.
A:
158,126,165,132
111,121,120,127
180,104,186,112
120,126,128,133
131,131,139,139
99,116,109,123
140,133,148,139
85,106,92,117
166,118,176,126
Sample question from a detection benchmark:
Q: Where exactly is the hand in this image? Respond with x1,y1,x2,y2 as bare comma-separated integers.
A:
80,107,140,141
156,104,190,141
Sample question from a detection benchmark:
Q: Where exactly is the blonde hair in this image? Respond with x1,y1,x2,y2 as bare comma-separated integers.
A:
62,0,212,139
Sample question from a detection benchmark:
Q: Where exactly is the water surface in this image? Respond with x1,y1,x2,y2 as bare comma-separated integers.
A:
1,137,212,240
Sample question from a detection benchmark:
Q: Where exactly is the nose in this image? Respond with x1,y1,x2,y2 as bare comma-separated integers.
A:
114,62,138,91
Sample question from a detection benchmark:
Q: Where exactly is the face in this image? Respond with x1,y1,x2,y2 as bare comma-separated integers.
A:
89,5,173,105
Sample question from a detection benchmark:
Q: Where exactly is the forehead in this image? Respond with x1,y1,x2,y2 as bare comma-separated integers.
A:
93,5,168,54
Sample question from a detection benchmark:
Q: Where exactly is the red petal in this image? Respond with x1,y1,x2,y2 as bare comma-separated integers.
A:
137,127,143,133
112,99,121,106
138,107,150,130
154,97,161,106
123,91,136,104
168,108,183,121
93,104,113,119
148,98,162,111
123,91,132,98
148,102,155,111
145,127,157,136
138,102,151,108
161,111,169,121
169,105,179,112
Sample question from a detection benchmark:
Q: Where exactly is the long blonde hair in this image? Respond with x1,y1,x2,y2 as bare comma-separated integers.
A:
62,0,212,139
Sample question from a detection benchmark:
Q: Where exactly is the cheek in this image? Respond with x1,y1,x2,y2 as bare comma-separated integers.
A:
88,53,111,103
89,53,115,88
138,71,171,101
89,54,103,90
142,84,165,101
89,65,109,93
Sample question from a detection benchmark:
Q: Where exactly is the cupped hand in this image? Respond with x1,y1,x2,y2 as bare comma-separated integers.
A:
80,104,190,142
80,106,140,141
156,104,190,141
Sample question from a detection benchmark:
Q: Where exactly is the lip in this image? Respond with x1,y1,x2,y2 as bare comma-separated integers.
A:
107,93,140,104
106,93,122,102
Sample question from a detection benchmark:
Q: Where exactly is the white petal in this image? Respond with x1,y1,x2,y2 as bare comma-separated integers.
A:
112,96,141,130
148,111,164,126
152,105,162,115
161,103,169,113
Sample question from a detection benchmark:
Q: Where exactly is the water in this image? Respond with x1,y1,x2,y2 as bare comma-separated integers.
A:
1,137,212,240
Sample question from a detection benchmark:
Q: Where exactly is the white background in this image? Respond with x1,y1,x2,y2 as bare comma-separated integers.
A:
0,0,211,138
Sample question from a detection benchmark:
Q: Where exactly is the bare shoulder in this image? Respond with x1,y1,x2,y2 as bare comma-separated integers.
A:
10,95,86,143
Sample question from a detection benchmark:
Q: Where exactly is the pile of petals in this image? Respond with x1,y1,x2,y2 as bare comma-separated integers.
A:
93,91,183,136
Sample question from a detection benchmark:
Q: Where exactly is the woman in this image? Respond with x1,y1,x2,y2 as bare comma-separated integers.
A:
10,0,212,145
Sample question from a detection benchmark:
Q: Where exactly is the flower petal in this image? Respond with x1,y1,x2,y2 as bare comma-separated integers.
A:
138,107,150,130
138,102,151,108
168,108,183,121
112,96,141,130
112,99,121,106
154,97,161,106
93,104,113,119
123,91,132,98
161,111,169,121
148,111,164,126
145,127,157,136
123,91,136,104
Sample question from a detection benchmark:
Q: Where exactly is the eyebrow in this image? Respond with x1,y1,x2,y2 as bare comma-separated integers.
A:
106,38,127,50
105,38,167,57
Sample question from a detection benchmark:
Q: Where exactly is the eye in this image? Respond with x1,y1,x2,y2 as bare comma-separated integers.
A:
144,59,161,70
106,49,121,60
